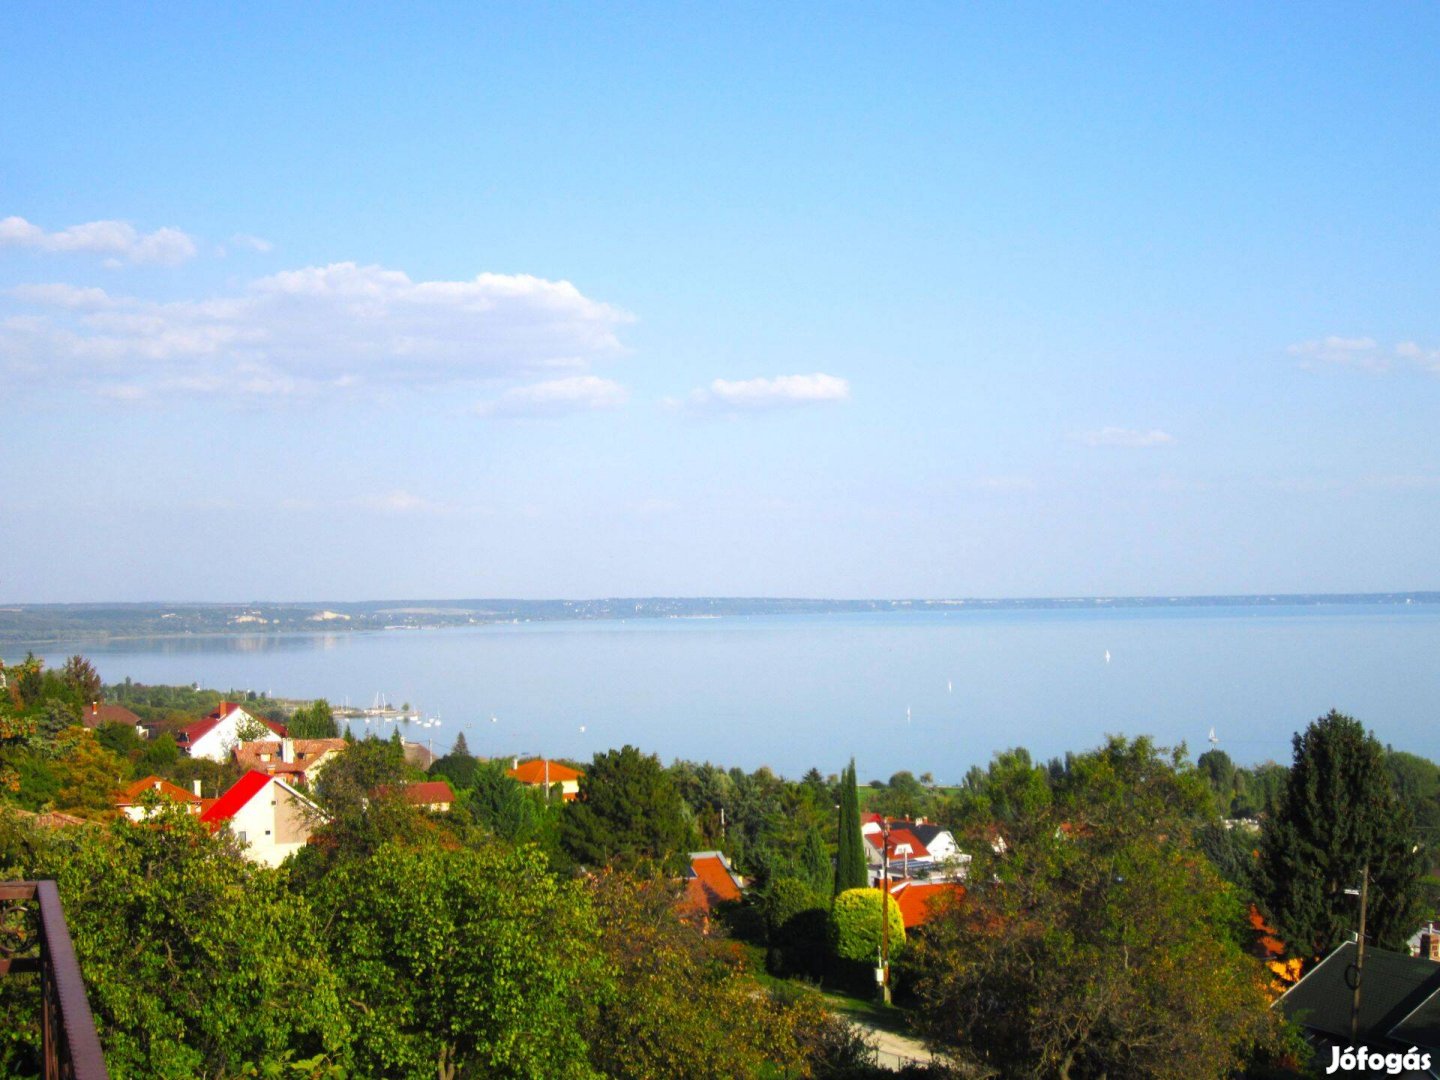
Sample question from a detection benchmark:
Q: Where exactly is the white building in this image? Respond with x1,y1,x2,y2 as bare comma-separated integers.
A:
199,771,323,866
177,701,285,762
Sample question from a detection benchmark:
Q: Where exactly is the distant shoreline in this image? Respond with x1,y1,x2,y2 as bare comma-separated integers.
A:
2,592,1436,646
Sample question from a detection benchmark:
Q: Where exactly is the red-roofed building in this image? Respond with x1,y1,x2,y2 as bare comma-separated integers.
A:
80,701,146,735
679,851,745,930
861,816,971,883
114,775,202,820
177,702,286,762
507,758,582,801
234,737,346,785
888,880,966,929
201,770,323,866
374,780,456,812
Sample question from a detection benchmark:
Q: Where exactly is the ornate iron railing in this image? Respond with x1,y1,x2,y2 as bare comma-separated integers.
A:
0,881,109,1079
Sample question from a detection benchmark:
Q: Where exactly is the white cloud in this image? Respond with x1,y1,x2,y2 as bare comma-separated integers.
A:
1288,336,1387,372
231,233,274,253
2,262,633,402
9,283,116,310
687,372,850,410
1289,337,1440,376
350,490,439,514
475,375,629,418
1396,341,1440,374
1079,427,1176,448
0,215,196,266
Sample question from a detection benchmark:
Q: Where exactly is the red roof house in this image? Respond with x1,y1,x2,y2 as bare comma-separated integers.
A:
81,702,145,731
888,880,966,929
507,758,583,800
177,702,287,762
114,775,202,820
375,780,456,812
679,850,745,923
201,770,323,866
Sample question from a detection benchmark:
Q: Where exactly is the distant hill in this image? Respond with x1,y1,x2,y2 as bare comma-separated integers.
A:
1,592,1435,645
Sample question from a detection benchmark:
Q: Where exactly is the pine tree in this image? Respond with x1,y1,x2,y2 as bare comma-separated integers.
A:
452,732,471,758
1260,710,1423,958
800,824,830,896
834,760,869,896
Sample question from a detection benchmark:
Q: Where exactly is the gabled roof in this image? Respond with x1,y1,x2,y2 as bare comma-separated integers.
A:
682,851,744,915
375,780,456,806
508,758,582,785
234,738,345,774
178,703,286,747
1278,941,1440,1050
81,703,144,729
865,827,931,861
200,771,274,825
115,775,199,806
889,880,966,929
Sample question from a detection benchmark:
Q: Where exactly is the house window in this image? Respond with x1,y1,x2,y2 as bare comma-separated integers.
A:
237,831,247,843
265,829,271,836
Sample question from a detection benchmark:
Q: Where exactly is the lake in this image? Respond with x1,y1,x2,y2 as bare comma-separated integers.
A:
17,602,1440,781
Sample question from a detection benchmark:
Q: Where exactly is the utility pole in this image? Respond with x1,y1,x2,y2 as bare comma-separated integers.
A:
880,819,892,1005
1350,863,1370,1043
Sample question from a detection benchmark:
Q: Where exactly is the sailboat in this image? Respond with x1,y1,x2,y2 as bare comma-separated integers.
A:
1104,650,1111,664
1208,726,1219,747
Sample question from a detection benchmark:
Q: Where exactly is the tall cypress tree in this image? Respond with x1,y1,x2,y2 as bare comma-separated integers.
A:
834,760,869,896
1260,710,1423,958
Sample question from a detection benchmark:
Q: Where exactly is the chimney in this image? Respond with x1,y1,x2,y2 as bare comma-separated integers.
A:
281,738,295,764
513,757,519,770
192,779,202,798
91,701,99,716
1423,925,1440,962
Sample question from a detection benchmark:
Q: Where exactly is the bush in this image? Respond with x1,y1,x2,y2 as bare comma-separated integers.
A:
829,887,905,964
764,877,830,977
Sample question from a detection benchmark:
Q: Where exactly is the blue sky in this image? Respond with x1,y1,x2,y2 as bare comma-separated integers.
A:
2,3,1437,602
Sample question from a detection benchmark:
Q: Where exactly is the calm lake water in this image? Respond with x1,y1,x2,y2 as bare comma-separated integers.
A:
20,603,1440,781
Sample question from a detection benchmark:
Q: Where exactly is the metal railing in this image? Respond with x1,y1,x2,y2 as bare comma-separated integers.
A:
0,881,109,1080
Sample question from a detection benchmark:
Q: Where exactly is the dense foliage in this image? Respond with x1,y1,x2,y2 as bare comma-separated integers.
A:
1259,710,1424,957
906,738,1279,1080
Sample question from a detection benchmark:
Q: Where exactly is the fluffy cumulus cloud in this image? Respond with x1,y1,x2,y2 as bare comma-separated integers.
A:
475,375,629,418
1079,427,1175,448
686,372,850,410
1288,336,1440,375
0,215,196,266
1,261,633,401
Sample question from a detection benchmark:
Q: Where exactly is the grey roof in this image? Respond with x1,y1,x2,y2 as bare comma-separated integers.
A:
1278,942,1440,1049
909,823,948,846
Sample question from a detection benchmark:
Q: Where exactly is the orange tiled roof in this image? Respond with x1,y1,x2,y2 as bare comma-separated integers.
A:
508,758,582,785
889,880,965,929
115,775,200,806
681,851,744,916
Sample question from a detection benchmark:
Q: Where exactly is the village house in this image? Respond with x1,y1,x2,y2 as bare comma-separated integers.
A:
233,737,346,786
678,850,745,932
861,813,970,884
886,879,966,930
1277,940,1440,1073
376,780,456,813
79,701,146,737
113,775,203,820
177,701,286,762
199,770,324,866
507,757,583,801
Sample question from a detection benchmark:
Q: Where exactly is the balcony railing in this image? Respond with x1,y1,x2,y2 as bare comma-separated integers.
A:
0,881,109,1079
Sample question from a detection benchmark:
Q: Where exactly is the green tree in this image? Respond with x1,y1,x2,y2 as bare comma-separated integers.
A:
582,870,813,1079
907,739,1276,1080
288,699,338,739
1259,711,1424,958
19,807,349,1077
61,655,103,706
833,759,868,895
560,745,690,871
829,887,905,964
52,726,128,818
309,842,600,1079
